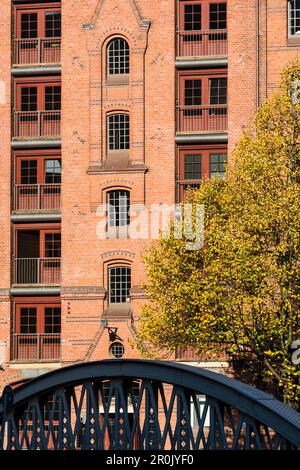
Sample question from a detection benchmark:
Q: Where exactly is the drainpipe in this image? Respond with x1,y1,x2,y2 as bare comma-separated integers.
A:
256,0,260,108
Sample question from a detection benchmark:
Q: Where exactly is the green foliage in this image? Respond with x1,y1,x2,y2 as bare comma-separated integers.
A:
138,65,300,407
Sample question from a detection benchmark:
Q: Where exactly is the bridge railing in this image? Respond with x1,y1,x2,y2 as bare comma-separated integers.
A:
0,360,299,450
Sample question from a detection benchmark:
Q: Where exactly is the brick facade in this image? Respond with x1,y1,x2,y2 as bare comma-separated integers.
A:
0,0,299,390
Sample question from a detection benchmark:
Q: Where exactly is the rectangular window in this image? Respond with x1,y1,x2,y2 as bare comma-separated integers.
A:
178,147,227,200
20,307,37,334
20,160,37,185
180,1,227,31
15,155,61,185
44,307,61,334
184,3,201,30
45,12,61,38
20,13,38,39
181,73,227,107
288,0,300,36
184,154,202,180
108,114,130,151
210,153,227,178
184,80,202,106
21,87,37,111
108,190,130,227
16,6,61,40
16,81,61,112
109,266,131,304
45,233,61,258
45,159,61,184
210,78,227,105
209,3,227,30
45,86,61,111
15,304,61,334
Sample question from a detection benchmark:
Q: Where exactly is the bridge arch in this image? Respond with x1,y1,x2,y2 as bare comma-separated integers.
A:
1,359,300,450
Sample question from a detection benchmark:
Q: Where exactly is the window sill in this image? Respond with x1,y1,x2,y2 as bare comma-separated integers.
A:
103,303,132,319
287,36,300,46
107,226,129,239
106,74,129,86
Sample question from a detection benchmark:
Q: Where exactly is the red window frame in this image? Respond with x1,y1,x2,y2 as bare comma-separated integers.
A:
178,0,227,31
14,298,61,335
15,77,61,112
15,3,61,40
15,150,61,185
14,224,61,259
178,144,228,184
178,69,227,106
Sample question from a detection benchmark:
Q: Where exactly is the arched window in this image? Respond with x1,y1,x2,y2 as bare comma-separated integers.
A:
108,266,131,304
107,190,130,228
108,113,130,151
107,38,130,75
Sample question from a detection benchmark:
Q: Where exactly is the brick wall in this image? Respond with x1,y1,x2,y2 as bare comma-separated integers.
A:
60,0,175,364
0,0,300,391
0,1,14,385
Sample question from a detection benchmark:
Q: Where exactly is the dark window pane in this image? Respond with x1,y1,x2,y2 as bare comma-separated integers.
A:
21,87,37,111
21,160,37,184
184,154,202,180
184,4,201,31
45,86,61,111
210,78,227,105
21,13,38,39
45,233,61,258
20,307,37,334
185,79,202,106
210,3,227,30
108,114,130,150
45,307,61,334
45,12,61,38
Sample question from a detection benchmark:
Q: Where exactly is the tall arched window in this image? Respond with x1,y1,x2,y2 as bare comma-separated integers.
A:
107,38,130,76
108,266,131,304
108,113,130,151
107,190,130,228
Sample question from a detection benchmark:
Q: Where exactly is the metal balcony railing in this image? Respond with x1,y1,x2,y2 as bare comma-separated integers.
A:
13,38,61,65
176,105,228,133
177,29,227,57
12,333,61,362
177,181,201,202
13,258,61,285
14,184,61,211
13,111,61,139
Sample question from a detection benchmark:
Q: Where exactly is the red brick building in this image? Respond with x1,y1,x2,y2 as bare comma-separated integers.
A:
0,0,300,389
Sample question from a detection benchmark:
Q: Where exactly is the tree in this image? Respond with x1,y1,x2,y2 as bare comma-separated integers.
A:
138,65,300,408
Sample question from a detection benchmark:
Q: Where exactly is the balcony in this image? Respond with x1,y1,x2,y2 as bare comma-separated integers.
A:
176,105,227,134
12,333,61,362
13,38,61,66
176,29,228,69
177,30,227,58
13,258,61,285
13,111,61,140
177,181,201,202
14,184,61,212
